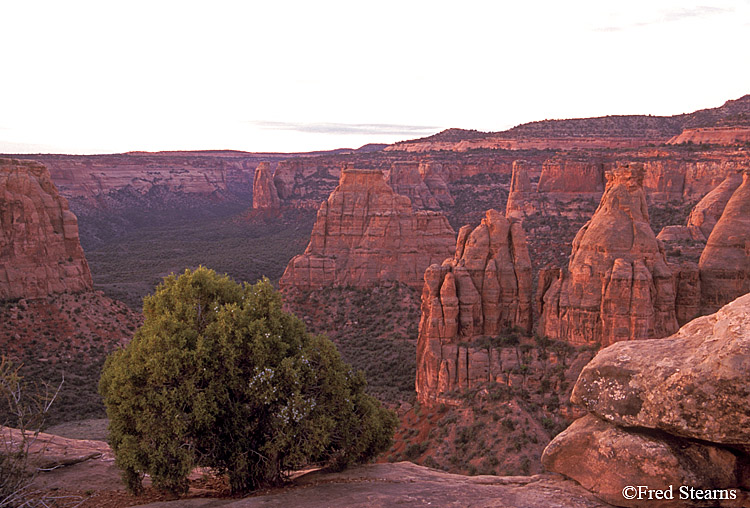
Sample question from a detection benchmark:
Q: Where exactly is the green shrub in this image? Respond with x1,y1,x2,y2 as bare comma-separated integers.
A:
100,267,397,495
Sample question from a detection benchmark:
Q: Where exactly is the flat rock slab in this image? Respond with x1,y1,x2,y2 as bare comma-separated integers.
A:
133,462,613,508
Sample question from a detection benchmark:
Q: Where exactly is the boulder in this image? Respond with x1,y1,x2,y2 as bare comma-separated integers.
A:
571,293,750,445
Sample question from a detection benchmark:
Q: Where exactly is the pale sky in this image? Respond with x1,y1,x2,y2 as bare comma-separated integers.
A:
1,0,749,154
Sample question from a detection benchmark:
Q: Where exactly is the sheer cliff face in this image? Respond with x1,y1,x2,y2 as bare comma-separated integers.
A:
699,168,750,314
539,162,678,346
0,158,93,300
279,168,455,291
416,209,533,404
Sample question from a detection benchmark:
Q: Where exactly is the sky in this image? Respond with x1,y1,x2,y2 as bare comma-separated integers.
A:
1,0,749,154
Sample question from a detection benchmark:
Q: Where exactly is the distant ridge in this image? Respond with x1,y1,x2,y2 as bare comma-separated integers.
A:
395,94,750,145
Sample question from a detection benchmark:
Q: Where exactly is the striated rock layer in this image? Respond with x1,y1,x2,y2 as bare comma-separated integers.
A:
0,159,92,300
279,167,455,291
252,162,281,209
416,209,532,404
539,162,678,346
543,293,750,507
699,168,750,315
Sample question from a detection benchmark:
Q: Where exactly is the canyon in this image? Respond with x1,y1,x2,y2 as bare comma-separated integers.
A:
3,94,750,506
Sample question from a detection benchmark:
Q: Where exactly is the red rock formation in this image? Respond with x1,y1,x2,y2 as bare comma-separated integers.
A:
543,293,750,507
505,160,534,220
539,162,678,346
686,171,742,241
418,162,454,207
537,157,604,195
387,162,439,210
699,168,750,314
668,126,750,146
279,167,455,291
416,209,532,404
0,159,92,300
252,162,281,209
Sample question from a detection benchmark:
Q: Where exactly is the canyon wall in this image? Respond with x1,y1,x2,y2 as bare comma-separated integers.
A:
0,158,93,300
279,167,455,291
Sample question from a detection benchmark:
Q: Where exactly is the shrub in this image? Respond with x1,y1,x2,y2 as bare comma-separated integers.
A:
100,267,397,495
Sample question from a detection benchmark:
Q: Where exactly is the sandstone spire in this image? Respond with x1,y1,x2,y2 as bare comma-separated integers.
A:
505,160,533,220
279,167,455,290
699,167,750,314
0,158,93,300
252,162,281,209
416,209,533,404
539,162,678,346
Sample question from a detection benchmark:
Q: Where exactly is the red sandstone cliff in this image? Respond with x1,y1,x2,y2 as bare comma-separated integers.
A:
699,168,750,314
0,159,93,300
668,126,750,145
252,162,281,209
539,162,678,346
537,157,604,195
415,209,532,404
279,167,455,291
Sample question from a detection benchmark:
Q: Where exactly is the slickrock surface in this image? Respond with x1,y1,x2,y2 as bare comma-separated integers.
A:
416,209,532,403
539,162,678,346
505,160,534,219
0,158,93,300
135,462,612,508
279,168,455,290
543,294,750,507
251,162,280,209
686,171,743,241
699,169,750,314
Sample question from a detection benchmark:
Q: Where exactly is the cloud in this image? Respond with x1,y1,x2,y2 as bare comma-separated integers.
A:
594,5,733,32
248,121,440,137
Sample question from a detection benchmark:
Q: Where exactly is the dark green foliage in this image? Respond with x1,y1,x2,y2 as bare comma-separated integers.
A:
100,267,397,495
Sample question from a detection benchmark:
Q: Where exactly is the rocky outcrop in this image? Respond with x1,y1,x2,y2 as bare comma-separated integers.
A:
539,162,678,346
252,162,281,209
0,159,92,300
279,167,455,291
686,171,742,241
418,161,454,207
699,168,750,314
543,293,750,507
642,156,746,203
416,209,532,404
505,160,534,219
668,126,750,146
